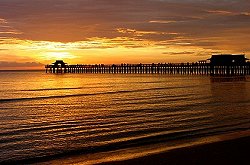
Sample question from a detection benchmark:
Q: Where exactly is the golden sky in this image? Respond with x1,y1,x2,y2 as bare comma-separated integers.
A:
0,0,250,69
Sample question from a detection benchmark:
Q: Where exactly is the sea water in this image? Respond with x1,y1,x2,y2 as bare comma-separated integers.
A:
0,71,249,163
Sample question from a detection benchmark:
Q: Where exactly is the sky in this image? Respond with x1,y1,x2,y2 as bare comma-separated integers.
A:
0,0,250,69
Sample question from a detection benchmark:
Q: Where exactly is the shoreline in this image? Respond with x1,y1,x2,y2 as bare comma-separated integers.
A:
98,132,250,165
35,130,250,165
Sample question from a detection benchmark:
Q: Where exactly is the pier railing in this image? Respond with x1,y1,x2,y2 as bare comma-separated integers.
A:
45,62,250,76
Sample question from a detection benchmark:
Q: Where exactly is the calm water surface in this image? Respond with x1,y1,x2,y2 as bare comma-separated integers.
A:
0,71,249,163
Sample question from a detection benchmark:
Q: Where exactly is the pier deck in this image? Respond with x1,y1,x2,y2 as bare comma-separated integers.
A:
45,55,250,76
45,62,250,76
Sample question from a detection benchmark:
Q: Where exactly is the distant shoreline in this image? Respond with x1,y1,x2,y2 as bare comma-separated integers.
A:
0,69,43,72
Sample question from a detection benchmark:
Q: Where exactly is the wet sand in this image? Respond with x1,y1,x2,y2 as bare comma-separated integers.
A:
98,132,250,165
34,130,250,165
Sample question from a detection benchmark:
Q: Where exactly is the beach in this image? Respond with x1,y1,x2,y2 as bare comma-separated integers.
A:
98,131,250,165
33,130,250,165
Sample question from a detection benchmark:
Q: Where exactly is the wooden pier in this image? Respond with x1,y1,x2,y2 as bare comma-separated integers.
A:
45,55,250,76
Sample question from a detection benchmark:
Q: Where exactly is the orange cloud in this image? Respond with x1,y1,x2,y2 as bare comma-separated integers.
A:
0,18,7,24
149,20,177,24
117,28,179,36
0,17,23,36
207,10,233,15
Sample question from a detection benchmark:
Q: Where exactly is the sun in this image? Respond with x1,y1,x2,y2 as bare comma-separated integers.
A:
43,52,76,60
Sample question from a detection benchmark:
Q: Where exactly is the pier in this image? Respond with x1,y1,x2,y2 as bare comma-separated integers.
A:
45,54,250,76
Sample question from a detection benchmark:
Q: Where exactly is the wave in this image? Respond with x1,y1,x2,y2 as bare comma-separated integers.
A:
15,80,184,93
2,122,249,164
0,111,212,141
20,87,84,91
19,86,115,92
0,85,198,103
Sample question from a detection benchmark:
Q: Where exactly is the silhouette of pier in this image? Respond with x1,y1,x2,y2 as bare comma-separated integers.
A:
45,54,250,76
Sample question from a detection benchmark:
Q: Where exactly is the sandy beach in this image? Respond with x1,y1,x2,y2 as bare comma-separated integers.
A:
33,130,250,165
98,132,250,165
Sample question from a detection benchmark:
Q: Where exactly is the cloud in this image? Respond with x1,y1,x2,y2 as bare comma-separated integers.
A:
0,31,22,35
0,0,250,64
116,28,179,36
149,20,177,24
163,51,194,55
0,18,7,24
0,61,44,68
0,49,8,51
0,17,23,37
206,10,233,15
0,0,249,43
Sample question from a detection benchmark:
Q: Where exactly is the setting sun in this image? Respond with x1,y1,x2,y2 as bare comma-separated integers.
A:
43,52,76,61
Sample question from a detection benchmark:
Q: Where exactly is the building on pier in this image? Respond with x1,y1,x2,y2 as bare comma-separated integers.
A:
52,60,67,67
209,54,248,66
208,54,249,76
45,60,68,73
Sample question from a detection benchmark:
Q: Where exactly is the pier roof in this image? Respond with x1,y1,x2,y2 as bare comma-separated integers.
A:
52,60,67,67
209,54,247,66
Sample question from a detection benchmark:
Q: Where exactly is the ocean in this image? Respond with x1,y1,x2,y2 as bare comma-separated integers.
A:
0,71,250,164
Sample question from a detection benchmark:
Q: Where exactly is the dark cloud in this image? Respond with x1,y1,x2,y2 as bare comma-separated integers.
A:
163,51,195,55
0,61,44,68
0,0,250,54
